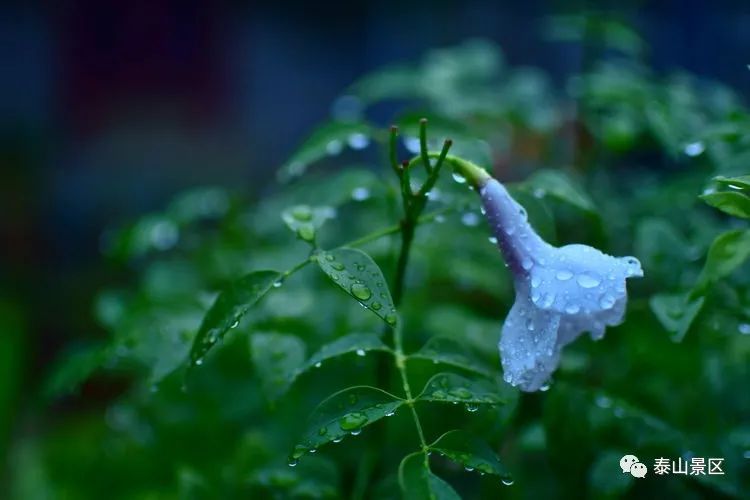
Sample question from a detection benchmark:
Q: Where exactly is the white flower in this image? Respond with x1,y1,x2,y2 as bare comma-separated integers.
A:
476,174,643,391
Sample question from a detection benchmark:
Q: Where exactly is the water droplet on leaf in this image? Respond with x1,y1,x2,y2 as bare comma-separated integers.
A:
350,283,372,301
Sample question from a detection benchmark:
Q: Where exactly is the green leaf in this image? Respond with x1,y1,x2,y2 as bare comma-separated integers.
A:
430,430,512,480
250,333,306,400
189,270,281,366
521,169,596,213
281,205,336,243
398,452,461,500
649,292,705,342
347,65,421,104
700,191,750,218
290,386,404,459
409,337,495,378
416,372,510,406
278,121,374,182
588,451,634,498
713,175,750,191
280,333,392,397
43,343,108,399
314,248,398,326
695,229,750,293
300,333,391,372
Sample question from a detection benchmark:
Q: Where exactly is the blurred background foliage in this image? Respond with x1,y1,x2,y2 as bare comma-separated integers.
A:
2,3,750,499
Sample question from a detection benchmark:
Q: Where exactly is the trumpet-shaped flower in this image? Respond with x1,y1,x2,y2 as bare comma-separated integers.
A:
453,159,643,391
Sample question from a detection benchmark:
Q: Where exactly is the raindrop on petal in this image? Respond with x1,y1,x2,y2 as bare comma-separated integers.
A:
555,270,573,281
576,273,601,288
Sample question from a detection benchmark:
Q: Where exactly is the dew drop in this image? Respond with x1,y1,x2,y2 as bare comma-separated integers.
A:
318,427,328,436
480,205,486,215
325,254,335,261
351,186,371,201
599,294,616,309
533,188,546,198
449,387,472,399
287,458,299,467
331,262,345,271
461,212,480,226
385,409,396,417
308,448,317,454
502,479,514,486
595,395,612,408
488,236,498,244
531,276,541,288
347,133,370,150
452,172,467,184
194,358,204,366
326,139,343,155
356,349,366,357
332,436,343,443
466,403,480,413
565,304,581,314
297,225,315,242
555,270,573,281
465,466,475,472
350,428,362,436
339,412,368,431
542,293,555,309
404,137,420,153
539,383,550,392
273,280,283,288
683,141,705,157
230,320,239,329
351,283,372,301
291,205,313,221
385,313,398,325
521,258,533,270
371,301,382,311
576,273,601,288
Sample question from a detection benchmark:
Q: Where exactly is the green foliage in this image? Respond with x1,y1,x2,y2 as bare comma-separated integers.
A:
29,36,750,499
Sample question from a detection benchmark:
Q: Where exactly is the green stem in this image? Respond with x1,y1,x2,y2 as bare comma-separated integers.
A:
393,324,428,452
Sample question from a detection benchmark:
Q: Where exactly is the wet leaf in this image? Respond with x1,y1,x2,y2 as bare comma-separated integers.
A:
712,174,750,191
278,121,375,182
649,292,705,342
694,229,750,293
291,386,403,457
281,334,392,397
250,333,306,400
700,191,750,219
43,343,108,399
409,337,495,378
300,333,391,372
189,270,281,366
347,65,421,104
314,248,398,326
521,169,596,214
281,205,336,244
398,452,461,500
416,372,510,405
430,430,512,480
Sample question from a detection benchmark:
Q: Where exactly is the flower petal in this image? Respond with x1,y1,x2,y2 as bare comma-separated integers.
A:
499,287,561,391
481,179,550,274
528,244,642,316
